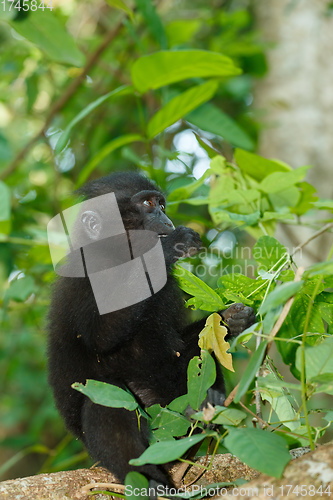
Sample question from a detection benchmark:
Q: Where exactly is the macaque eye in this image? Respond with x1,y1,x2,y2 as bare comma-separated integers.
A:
143,200,154,207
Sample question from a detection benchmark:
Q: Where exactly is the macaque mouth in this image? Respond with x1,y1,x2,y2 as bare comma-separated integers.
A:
157,234,168,238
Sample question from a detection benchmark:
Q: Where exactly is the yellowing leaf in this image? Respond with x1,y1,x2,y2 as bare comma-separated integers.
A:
198,313,234,372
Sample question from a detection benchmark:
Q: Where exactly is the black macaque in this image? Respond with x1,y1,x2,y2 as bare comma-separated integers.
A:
47,172,255,489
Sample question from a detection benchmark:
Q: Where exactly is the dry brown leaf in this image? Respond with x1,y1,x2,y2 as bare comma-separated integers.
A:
198,313,234,372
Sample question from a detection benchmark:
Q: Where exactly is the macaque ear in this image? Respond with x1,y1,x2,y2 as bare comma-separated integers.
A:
81,210,102,240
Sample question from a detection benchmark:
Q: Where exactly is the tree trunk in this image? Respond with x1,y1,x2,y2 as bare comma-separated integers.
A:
253,0,333,264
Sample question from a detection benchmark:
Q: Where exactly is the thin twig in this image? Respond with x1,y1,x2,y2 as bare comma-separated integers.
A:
81,482,125,495
172,440,203,488
0,22,123,181
224,383,239,407
291,223,333,258
180,438,213,489
81,482,169,500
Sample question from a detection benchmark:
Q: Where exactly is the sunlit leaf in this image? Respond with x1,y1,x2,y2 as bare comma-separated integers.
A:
259,166,310,194
147,81,218,138
166,19,201,47
234,149,290,182
131,50,241,93
174,266,224,312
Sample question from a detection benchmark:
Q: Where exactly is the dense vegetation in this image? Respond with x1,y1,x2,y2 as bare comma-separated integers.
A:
0,0,332,492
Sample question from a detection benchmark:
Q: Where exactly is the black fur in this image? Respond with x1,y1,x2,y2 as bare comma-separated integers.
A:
47,172,255,485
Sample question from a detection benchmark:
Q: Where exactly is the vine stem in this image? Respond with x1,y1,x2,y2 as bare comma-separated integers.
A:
299,240,333,450
300,277,321,451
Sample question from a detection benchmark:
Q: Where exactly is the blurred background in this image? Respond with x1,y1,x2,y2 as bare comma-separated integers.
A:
0,0,332,480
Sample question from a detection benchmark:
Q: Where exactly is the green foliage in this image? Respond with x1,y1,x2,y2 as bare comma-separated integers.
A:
131,50,241,93
72,380,138,411
10,10,85,66
125,472,149,500
129,434,209,466
224,428,291,478
187,350,216,411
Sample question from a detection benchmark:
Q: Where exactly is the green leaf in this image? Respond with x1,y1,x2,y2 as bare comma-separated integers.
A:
317,302,333,324
296,337,333,380
125,472,149,500
147,80,218,139
293,182,318,215
166,19,201,47
187,103,254,150
11,11,85,67
304,261,333,278
234,149,290,182
72,380,138,410
0,181,11,222
261,211,294,222
290,293,325,335
234,341,267,403
150,409,190,437
173,266,224,312
313,199,333,211
187,350,216,410
224,427,291,477
106,0,134,20
131,50,241,93
218,273,265,301
269,186,300,210
76,134,144,188
259,166,310,194
135,0,167,48
5,276,36,302
168,169,211,203
193,133,221,159
129,434,207,465
210,208,260,227
253,235,288,270
259,281,303,315
0,133,13,164
167,394,189,413
258,374,300,431
192,406,246,426
55,85,134,154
